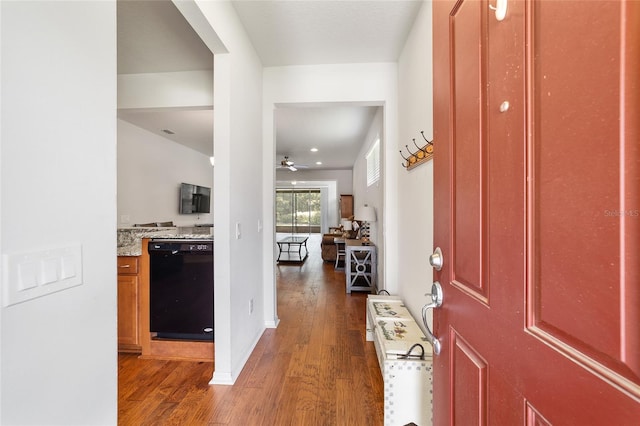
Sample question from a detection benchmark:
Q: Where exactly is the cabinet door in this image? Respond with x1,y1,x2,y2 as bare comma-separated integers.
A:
340,194,353,218
117,274,139,346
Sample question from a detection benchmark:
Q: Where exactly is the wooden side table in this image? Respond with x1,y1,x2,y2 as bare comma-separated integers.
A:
345,239,376,293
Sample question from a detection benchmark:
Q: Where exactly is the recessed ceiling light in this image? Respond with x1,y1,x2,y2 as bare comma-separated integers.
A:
316,161,322,165
310,148,318,152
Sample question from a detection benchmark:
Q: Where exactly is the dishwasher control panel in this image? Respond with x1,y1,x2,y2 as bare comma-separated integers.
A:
149,239,213,254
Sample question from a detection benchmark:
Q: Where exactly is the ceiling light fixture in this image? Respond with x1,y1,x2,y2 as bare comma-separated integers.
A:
310,148,318,152
316,161,322,165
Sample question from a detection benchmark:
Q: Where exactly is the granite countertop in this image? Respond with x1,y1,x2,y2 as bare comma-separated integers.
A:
117,227,213,256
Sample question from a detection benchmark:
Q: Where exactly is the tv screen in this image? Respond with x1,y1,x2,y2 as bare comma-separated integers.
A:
179,183,211,214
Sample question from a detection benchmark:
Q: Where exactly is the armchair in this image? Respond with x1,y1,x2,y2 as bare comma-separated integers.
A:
321,234,338,262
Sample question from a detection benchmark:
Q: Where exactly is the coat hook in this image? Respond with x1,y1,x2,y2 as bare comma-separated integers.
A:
421,131,433,146
413,138,428,154
406,145,420,164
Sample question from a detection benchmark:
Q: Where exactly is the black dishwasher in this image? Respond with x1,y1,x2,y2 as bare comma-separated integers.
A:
149,239,214,341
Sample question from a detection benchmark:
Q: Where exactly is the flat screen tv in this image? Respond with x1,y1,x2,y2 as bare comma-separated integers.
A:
179,183,211,214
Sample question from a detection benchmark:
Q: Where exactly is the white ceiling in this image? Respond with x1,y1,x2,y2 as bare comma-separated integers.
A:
275,105,379,171
232,1,422,67
117,0,423,169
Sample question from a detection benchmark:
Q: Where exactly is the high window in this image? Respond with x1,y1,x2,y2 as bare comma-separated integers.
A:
366,138,381,186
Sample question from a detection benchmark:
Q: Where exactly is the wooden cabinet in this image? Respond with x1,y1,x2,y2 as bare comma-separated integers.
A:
117,256,141,353
340,194,353,218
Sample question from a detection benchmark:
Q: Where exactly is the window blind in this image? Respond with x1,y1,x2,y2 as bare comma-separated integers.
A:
366,139,380,186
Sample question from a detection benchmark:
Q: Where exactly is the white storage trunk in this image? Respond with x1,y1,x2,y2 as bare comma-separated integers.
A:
366,295,433,426
383,359,433,426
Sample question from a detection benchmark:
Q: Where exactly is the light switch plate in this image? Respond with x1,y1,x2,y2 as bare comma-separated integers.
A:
2,243,83,307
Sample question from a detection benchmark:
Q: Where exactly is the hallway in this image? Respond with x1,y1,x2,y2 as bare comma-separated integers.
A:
118,234,384,425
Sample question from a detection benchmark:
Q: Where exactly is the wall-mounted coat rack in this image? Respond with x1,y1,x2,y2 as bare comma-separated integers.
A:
400,131,433,170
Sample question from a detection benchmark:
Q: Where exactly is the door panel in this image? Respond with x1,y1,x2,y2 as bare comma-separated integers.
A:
451,0,489,301
451,330,487,425
525,402,552,426
433,0,640,424
527,0,640,393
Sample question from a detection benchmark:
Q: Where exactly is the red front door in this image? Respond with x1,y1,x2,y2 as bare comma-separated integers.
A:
432,0,640,424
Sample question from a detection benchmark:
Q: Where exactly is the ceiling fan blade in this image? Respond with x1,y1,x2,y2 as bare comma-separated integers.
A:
288,165,297,171
281,156,295,167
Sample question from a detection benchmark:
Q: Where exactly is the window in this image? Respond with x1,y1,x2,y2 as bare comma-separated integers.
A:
366,138,380,186
275,189,321,233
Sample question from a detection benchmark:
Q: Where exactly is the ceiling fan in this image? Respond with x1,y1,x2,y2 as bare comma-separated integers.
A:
277,156,307,172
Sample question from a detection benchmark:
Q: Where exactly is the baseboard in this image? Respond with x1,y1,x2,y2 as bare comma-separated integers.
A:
209,326,266,385
264,318,280,328
209,371,234,385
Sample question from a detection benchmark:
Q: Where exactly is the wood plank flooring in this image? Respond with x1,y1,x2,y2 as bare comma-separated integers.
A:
118,234,384,425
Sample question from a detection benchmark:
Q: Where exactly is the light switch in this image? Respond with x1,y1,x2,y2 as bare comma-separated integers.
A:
17,262,38,291
60,254,77,280
235,222,241,239
40,257,59,285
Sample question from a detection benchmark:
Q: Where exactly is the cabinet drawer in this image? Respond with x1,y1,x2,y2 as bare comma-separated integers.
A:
118,274,139,347
117,256,139,274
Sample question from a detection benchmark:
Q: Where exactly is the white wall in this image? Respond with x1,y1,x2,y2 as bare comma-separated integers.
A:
263,64,399,318
352,107,385,288
117,119,213,227
396,1,434,330
117,70,213,109
1,1,117,424
177,0,265,384
277,168,352,195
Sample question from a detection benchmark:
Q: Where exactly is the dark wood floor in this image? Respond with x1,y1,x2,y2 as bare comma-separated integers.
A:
118,234,384,425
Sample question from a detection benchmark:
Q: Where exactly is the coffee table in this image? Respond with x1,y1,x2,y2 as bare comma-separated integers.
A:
276,236,309,262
